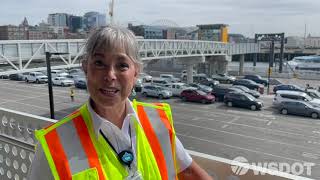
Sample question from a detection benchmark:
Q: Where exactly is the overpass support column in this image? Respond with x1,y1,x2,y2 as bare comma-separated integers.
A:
207,55,231,75
186,64,194,84
176,56,205,83
239,54,245,76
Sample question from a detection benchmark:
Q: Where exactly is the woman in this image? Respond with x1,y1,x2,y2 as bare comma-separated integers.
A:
28,26,212,180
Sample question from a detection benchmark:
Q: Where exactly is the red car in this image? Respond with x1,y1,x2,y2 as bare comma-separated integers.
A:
180,89,215,104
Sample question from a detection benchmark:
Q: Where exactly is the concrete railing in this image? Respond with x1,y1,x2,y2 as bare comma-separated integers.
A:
0,107,310,180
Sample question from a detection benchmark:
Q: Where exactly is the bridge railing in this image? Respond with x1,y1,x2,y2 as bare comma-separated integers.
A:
0,107,310,180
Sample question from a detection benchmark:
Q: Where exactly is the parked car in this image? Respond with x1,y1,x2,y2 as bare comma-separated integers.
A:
151,77,170,86
188,83,213,94
139,73,152,82
160,74,180,83
211,85,234,101
135,78,143,92
51,69,69,77
162,83,195,96
233,79,264,94
211,73,236,83
129,88,137,100
141,85,172,99
278,101,320,119
306,89,320,99
75,78,87,89
232,85,260,98
273,84,304,93
52,77,74,86
181,70,196,80
193,74,219,87
273,90,320,107
25,72,48,83
68,68,82,75
243,75,268,86
180,89,215,104
224,91,263,111
9,73,25,81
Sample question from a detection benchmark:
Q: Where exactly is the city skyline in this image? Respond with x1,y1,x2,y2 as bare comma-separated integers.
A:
1,0,320,38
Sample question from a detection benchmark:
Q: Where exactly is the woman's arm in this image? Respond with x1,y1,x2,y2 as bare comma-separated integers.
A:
178,160,213,180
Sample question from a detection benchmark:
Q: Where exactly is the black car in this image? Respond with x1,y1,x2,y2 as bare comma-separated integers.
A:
233,79,264,94
193,74,219,87
75,78,87,89
224,91,263,111
211,85,233,101
273,84,304,93
188,83,213,94
9,73,25,81
232,85,260,98
243,75,268,86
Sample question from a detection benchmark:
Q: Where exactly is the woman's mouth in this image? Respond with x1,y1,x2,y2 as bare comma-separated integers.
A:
99,88,120,97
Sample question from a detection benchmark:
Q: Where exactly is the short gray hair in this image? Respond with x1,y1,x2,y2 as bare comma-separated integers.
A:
84,26,140,68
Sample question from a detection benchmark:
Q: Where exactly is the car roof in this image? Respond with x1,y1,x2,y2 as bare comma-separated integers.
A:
276,90,306,95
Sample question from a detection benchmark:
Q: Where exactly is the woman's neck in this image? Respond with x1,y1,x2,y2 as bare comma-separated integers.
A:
90,99,127,129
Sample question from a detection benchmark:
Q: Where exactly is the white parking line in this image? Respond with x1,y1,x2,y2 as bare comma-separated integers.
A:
177,133,319,165
302,152,319,160
176,121,320,153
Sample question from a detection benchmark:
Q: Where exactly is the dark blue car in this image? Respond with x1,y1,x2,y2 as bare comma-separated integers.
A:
273,84,304,93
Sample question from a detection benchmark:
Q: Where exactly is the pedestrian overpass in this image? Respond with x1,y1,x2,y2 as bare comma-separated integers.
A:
0,39,259,76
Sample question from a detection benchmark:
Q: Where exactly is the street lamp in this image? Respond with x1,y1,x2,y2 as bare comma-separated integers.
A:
45,52,69,119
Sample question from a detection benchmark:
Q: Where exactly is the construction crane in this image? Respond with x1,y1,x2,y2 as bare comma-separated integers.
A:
109,0,114,25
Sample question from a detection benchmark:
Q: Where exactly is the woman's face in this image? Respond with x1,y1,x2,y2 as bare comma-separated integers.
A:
83,48,138,108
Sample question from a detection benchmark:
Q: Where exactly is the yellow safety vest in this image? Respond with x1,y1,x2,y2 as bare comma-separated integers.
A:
35,100,178,180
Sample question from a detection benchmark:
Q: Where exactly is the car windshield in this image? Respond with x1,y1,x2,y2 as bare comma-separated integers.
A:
246,93,256,100
196,90,206,95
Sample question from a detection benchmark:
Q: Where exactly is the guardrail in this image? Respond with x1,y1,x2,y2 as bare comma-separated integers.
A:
0,107,309,180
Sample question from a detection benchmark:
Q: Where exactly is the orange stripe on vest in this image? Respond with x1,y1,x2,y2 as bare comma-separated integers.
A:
73,115,106,180
45,129,72,179
136,105,169,180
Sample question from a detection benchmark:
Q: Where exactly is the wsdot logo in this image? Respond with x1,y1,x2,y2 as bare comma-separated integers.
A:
230,156,249,175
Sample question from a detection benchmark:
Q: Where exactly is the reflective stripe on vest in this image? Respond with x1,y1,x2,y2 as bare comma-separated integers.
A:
134,101,177,180
36,111,106,180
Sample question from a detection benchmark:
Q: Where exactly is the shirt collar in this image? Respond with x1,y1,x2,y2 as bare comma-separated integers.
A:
87,98,139,138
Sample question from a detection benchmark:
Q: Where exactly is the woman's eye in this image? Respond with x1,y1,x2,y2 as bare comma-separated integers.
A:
118,63,129,70
93,60,105,68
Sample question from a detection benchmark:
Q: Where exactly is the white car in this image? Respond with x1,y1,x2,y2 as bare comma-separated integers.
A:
273,90,320,107
25,72,48,83
52,77,74,86
51,69,69,78
160,74,180,83
163,83,196,96
139,73,152,82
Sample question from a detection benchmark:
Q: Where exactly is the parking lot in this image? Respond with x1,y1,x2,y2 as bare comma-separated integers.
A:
0,78,320,179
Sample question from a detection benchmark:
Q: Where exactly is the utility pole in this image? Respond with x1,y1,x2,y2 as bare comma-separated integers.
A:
109,0,114,25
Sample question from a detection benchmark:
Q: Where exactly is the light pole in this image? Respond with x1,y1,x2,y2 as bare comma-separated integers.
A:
109,0,114,25
45,52,69,119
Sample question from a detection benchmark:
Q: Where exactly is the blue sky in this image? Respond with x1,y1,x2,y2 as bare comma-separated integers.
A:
1,0,320,37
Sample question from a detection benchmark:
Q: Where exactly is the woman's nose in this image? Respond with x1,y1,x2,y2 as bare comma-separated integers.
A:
104,68,117,81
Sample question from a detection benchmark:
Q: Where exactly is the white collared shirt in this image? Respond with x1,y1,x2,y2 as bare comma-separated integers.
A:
88,99,192,173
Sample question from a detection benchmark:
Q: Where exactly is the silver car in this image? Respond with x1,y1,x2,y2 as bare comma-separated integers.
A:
141,85,172,99
279,101,320,119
